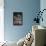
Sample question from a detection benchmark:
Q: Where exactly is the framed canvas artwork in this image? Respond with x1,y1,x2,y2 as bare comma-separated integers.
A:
13,12,23,25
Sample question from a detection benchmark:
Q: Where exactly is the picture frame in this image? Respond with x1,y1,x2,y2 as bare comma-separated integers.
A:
13,12,23,25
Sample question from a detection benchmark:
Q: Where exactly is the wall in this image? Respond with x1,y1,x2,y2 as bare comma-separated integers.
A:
4,0,40,42
0,0,4,8
0,0,4,42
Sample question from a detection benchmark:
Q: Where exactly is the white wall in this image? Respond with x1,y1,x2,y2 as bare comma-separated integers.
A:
0,8,4,42
0,0,4,42
0,0,4,8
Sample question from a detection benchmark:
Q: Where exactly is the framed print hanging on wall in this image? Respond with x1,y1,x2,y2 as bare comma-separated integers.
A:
13,12,23,25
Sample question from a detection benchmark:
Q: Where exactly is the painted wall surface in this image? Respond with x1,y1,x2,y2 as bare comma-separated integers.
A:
0,0,4,8
0,8,4,42
4,0,40,42
0,0,4,42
